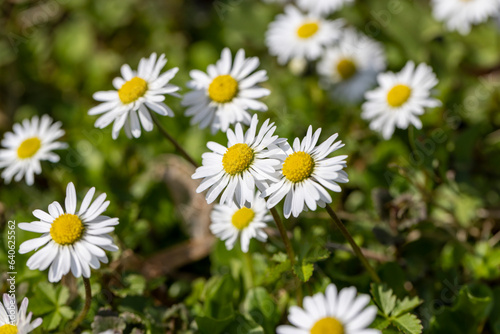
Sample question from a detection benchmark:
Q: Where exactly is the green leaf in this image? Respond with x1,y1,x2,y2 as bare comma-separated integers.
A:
371,284,397,316
37,282,58,304
224,314,265,334
57,285,70,305
393,313,423,334
43,311,62,330
271,252,288,263
196,314,235,334
392,296,423,317
489,287,500,334
372,317,392,330
293,262,314,282
58,306,75,319
243,287,280,333
304,247,331,263
263,260,291,284
430,284,493,334
203,275,236,319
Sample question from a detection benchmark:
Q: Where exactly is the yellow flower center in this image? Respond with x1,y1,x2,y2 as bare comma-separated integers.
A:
336,59,357,80
0,324,18,334
297,22,319,39
387,84,412,107
222,143,254,175
231,207,255,230
208,75,239,103
310,317,344,334
17,137,41,159
118,77,148,104
282,151,315,183
50,213,84,245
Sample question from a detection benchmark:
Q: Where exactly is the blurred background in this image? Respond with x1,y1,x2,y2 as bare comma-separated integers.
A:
1,0,500,332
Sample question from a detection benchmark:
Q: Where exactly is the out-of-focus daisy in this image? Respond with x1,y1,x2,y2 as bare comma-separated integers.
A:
0,115,66,186
0,294,42,334
431,0,500,35
19,182,119,282
89,53,180,139
361,61,441,140
266,5,344,65
277,283,380,334
210,191,271,253
297,0,354,16
192,115,285,208
317,28,386,103
263,126,348,218
182,48,270,134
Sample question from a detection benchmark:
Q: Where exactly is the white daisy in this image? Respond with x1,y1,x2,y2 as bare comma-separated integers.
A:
182,48,270,134
277,283,380,334
297,0,354,16
263,126,348,219
431,0,500,35
192,114,285,208
266,5,344,65
0,115,66,186
18,182,119,283
210,191,271,253
361,61,441,140
0,294,42,334
317,28,386,103
89,53,180,139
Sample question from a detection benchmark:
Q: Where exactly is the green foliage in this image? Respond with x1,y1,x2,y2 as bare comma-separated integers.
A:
29,283,74,330
371,283,423,334
429,285,494,334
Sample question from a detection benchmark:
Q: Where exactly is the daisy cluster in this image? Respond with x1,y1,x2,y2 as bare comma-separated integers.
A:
2,0,496,332
193,114,349,252
263,0,446,139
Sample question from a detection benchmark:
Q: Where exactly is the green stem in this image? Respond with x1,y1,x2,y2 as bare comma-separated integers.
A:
325,205,381,283
270,208,296,266
269,207,303,306
151,113,199,168
70,277,92,331
243,252,255,288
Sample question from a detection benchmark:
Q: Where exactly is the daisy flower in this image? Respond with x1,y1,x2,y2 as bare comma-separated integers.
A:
361,61,441,140
19,182,119,283
0,115,66,186
210,191,271,253
192,114,285,208
263,126,348,218
182,48,270,134
431,0,500,35
317,28,386,103
0,294,42,334
297,0,354,16
277,283,380,334
89,53,180,139
266,5,344,65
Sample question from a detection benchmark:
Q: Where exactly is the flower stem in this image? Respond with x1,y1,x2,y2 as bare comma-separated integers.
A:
269,207,303,305
325,205,381,283
70,277,92,331
270,208,296,266
408,126,417,154
151,113,199,168
243,251,255,288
